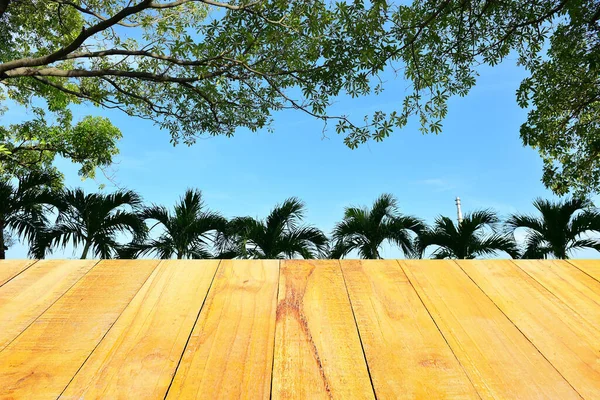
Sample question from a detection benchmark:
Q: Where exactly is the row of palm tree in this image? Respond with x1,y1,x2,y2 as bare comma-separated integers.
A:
2,172,600,260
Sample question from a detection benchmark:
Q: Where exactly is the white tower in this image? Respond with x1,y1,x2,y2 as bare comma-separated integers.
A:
455,197,463,225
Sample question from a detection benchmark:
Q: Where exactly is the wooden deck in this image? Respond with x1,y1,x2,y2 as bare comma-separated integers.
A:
0,260,599,399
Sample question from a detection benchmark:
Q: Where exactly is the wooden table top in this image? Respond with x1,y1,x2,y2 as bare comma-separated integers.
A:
0,259,598,399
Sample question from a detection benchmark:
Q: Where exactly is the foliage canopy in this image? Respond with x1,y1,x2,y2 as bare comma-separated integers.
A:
417,210,519,259
1,1,600,194
332,193,423,259
219,197,328,259
506,197,600,258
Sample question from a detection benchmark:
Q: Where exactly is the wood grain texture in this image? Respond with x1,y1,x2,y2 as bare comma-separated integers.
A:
0,259,599,399
166,259,279,399
60,260,219,400
401,259,579,399
515,259,600,328
0,259,97,351
0,259,159,399
568,259,600,283
271,260,374,400
458,259,600,399
0,259,37,286
340,260,478,399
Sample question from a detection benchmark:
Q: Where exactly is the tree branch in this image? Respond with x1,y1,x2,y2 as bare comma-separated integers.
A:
62,48,226,67
5,67,209,82
0,0,154,74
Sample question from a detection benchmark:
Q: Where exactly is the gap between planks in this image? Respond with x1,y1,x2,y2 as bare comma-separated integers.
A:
454,260,591,399
0,259,39,287
2,260,597,399
0,259,101,352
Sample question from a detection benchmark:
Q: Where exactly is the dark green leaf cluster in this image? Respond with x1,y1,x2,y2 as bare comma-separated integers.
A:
0,170,62,259
331,193,424,259
2,176,600,260
216,197,329,259
417,210,519,260
0,115,122,180
2,0,600,194
506,197,600,259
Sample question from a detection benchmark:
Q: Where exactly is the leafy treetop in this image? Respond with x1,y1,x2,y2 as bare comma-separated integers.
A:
1,1,599,194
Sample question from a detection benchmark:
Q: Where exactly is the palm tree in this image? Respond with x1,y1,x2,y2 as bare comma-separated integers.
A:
219,197,328,259
0,171,60,259
127,189,227,259
506,197,600,259
331,194,423,259
43,188,146,259
418,210,519,259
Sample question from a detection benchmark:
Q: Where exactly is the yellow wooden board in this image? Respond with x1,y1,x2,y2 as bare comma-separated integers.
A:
515,259,600,329
401,259,579,399
271,260,374,399
0,259,598,398
0,259,159,399
568,259,600,283
166,260,279,399
0,259,37,286
0,259,97,351
60,260,219,400
458,259,600,399
340,259,478,399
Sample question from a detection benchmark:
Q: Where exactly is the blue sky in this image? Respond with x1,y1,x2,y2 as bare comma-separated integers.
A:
6,57,599,259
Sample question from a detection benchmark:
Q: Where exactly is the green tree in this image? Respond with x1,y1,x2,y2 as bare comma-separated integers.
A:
0,116,122,180
331,194,423,259
219,198,327,259
506,198,600,259
0,171,60,259
2,1,600,194
127,189,227,259
353,0,600,196
0,0,384,165
418,210,519,259
43,188,146,259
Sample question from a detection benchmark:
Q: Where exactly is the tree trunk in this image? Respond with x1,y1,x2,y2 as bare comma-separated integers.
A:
371,243,380,260
81,241,91,259
0,222,5,260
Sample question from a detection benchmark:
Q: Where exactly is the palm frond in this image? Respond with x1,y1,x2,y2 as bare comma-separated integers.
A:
370,193,397,224
472,233,519,259
569,238,600,255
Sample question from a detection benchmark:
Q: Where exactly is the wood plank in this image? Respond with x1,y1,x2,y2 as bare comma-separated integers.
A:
60,260,219,400
515,260,600,329
0,259,97,351
340,260,478,399
0,259,36,286
0,259,159,399
271,260,374,399
568,259,600,283
166,259,279,399
458,259,600,399
400,259,579,399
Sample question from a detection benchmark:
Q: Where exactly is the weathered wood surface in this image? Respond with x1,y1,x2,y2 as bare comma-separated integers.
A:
459,259,600,399
271,260,374,399
0,260,97,351
0,259,598,399
0,259,37,286
61,260,219,400
0,260,159,399
341,260,478,399
167,260,279,399
401,259,580,399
